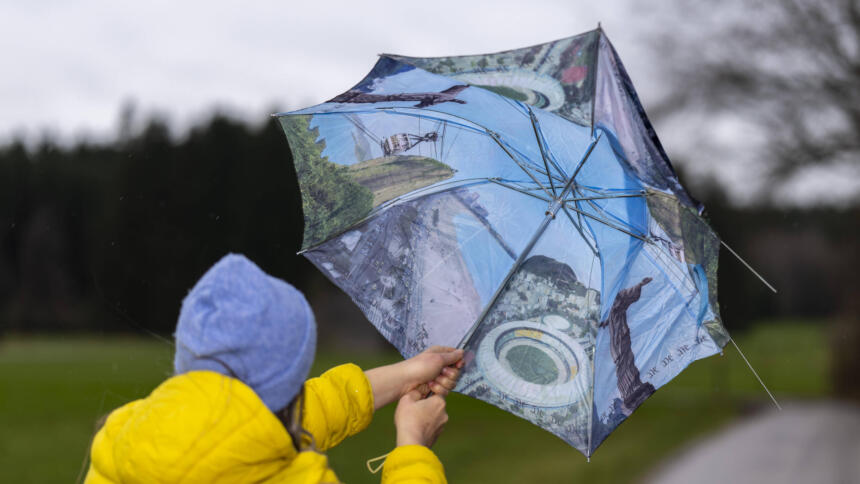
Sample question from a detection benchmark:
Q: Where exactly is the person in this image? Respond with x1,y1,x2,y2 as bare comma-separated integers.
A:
84,254,463,483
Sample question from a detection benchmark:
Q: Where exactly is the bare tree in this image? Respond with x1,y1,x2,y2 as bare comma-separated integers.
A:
655,0,860,202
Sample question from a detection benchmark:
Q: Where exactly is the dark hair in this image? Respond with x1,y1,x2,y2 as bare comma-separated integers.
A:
277,386,317,452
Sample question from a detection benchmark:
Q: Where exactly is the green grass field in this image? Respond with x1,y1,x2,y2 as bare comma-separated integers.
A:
0,321,830,483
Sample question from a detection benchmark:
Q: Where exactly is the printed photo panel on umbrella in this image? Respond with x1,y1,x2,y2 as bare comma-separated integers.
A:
582,168,726,453
390,30,600,127
301,180,549,356
588,237,724,453
643,191,727,347
592,32,699,210
394,29,700,210
455,200,602,455
281,57,584,250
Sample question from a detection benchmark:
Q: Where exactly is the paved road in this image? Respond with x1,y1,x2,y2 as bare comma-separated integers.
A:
645,401,860,484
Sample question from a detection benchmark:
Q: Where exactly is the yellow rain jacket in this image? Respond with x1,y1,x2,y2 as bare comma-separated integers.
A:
85,364,447,483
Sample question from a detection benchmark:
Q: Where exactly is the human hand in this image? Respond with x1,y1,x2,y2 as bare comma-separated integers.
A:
394,390,448,448
364,346,464,410
403,346,464,397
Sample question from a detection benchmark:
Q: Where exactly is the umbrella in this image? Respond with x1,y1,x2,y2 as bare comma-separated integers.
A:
275,28,773,457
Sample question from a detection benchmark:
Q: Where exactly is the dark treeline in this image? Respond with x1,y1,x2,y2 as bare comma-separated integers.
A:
0,113,856,345
0,114,314,336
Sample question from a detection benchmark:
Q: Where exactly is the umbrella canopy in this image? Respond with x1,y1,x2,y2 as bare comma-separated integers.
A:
276,28,731,457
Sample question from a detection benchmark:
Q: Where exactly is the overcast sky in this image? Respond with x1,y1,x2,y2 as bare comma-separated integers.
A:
1,0,855,206
2,1,652,139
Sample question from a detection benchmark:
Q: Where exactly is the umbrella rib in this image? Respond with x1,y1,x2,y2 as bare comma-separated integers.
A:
455,141,597,349
504,183,552,192
561,205,599,256
486,131,555,199
450,190,518,260
573,184,649,235
299,106,568,194
573,201,589,247
571,131,604,181
584,250,599,458
374,107,489,136
579,196,648,236
578,185,645,196
345,114,381,143
487,178,553,203
455,210,557,349
720,239,778,294
527,107,557,196
347,198,518,325
395,105,566,188
525,104,570,179
490,136,564,186
442,121,458,160
376,177,494,207
499,94,533,120
372,105,558,196
729,337,782,410
505,159,566,187
565,203,649,242
297,177,495,255
530,165,568,186
570,191,652,241
560,134,605,256
562,193,645,203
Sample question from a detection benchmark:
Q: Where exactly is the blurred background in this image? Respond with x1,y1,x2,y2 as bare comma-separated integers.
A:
0,0,857,482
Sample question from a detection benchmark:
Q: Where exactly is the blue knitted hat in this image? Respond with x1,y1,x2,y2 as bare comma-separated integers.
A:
174,253,316,412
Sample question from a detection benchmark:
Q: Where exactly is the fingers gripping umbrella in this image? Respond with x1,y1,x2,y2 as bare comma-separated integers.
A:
276,28,771,457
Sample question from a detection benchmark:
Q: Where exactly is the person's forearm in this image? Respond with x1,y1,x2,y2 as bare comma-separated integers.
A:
365,347,464,411
365,362,410,410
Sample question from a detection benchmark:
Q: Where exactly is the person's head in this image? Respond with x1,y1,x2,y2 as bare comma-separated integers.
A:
173,253,316,419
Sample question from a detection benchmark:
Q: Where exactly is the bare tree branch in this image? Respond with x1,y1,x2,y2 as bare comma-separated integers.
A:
657,0,860,188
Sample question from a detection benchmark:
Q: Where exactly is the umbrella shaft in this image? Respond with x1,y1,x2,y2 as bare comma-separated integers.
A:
457,135,600,348
455,135,602,349
455,210,556,349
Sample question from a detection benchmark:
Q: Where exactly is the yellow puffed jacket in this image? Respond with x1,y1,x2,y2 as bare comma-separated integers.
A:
85,363,446,483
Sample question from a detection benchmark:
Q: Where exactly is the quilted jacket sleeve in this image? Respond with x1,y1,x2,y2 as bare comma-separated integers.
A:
84,401,141,484
381,445,447,484
301,363,375,451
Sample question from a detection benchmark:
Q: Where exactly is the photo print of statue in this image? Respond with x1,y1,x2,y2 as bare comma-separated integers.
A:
599,276,656,414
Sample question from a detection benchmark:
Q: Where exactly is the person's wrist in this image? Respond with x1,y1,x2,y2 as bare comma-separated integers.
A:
398,359,424,396
396,427,425,447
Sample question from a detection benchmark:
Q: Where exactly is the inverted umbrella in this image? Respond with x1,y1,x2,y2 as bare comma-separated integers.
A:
276,28,768,457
